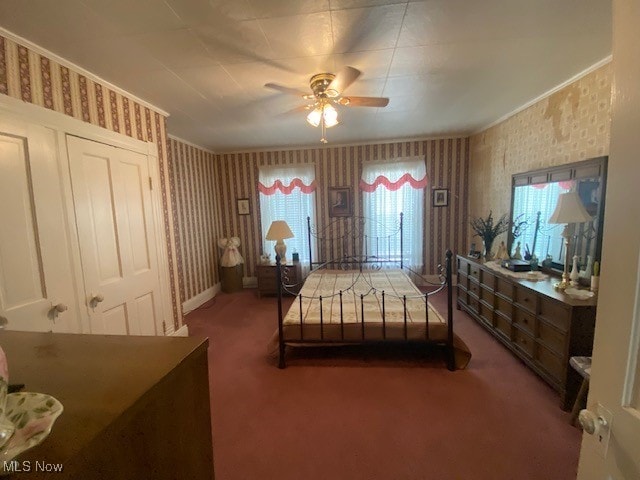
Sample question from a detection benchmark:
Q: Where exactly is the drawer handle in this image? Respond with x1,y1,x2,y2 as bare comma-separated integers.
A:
524,298,529,302
523,318,528,324
521,338,527,345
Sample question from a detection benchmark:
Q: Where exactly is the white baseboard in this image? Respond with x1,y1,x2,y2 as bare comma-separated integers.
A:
243,276,257,288
172,324,189,337
182,283,221,315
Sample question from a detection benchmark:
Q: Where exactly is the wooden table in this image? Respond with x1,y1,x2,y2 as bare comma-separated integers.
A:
0,332,214,479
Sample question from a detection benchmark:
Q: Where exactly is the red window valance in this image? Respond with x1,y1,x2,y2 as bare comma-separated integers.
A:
258,178,317,195
359,173,428,192
532,180,574,190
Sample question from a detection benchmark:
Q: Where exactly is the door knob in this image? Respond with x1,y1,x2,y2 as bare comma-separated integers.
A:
578,409,608,435
89,293,104,308
53,303,68,313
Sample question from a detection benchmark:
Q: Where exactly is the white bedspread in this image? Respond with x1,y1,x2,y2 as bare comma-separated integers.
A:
284,269,445,326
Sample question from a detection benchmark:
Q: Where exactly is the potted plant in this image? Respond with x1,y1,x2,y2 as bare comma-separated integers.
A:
470,211,509,261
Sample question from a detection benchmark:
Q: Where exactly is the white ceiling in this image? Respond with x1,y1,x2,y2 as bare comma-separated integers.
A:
0,0,611,151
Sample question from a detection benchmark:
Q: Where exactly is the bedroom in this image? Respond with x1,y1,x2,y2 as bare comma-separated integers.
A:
0,1,638,479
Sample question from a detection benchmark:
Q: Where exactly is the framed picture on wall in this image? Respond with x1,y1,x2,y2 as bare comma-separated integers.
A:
237,198,250,215
328,187,353,217
432,188,449,207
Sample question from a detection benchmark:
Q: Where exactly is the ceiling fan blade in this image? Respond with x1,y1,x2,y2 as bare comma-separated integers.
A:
326,66,361,96
264,83,309,97
278,104,313,116
338,96,389,108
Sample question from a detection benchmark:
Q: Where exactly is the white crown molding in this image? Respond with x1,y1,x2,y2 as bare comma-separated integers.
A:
168,134,217,155
473,56,613,135
0,93,156,155
0,26,169,117
216,133,470,155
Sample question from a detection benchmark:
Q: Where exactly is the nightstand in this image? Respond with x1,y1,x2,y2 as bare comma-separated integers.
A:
256,261,302,298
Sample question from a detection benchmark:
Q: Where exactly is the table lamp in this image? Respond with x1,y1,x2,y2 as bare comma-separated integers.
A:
266,220,294,262
548,192,592,290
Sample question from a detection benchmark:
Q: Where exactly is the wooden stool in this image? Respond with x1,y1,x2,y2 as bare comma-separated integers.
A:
569,356,591,426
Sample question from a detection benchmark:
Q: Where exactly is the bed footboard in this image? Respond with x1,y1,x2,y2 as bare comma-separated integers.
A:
275,249,457,370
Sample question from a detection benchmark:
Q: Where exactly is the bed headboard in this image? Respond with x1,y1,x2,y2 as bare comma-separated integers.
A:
306,213,404,272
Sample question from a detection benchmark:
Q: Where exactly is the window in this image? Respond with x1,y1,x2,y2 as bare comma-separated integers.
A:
259,165,316,270
360,158,426,271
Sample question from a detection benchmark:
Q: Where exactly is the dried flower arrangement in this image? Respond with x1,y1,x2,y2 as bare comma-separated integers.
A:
470,211,510,260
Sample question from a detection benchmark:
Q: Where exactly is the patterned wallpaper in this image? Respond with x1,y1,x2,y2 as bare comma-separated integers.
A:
0,33,182,332
168,137,221,303
468,64,612,248
216,138,469,278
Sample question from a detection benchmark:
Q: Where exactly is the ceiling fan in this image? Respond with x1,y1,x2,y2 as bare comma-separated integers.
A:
264,66,389,144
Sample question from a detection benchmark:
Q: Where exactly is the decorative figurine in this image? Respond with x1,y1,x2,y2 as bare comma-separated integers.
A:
513,242,523,260
495,241,510,261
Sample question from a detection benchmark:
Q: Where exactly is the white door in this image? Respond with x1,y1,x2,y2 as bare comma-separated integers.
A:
0,120,78,332
67,135,163,336
576,1,640,478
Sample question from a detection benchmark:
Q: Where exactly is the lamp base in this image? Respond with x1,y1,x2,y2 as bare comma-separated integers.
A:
274,240,287,263
554,271,572,291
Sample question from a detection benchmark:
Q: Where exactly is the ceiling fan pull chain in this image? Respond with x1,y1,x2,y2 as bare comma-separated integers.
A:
321,117,327,144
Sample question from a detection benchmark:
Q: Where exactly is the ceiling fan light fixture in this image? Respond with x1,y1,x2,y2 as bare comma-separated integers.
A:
306,107,322,127
323,103,339,128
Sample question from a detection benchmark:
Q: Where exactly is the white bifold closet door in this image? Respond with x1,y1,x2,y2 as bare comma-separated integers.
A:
0,121,78,332
67,136,162,336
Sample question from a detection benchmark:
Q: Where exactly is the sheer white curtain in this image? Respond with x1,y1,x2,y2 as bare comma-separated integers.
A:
513,182,571,261
259,165,316,272
361,158,426,272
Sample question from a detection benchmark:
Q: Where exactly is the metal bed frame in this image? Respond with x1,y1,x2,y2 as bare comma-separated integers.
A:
275,213,455,370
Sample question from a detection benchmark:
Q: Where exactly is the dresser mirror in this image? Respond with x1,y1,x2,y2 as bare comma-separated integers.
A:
508,156,608,272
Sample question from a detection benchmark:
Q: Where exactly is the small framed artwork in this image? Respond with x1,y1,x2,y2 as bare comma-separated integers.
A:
328,187,353,217
237,198,250,215
432,188,449,207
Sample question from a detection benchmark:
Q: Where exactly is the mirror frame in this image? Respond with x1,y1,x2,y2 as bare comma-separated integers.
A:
508,156,608,272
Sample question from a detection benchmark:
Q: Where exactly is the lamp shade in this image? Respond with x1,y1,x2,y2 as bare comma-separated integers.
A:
548,192,592,224
266,220,294,240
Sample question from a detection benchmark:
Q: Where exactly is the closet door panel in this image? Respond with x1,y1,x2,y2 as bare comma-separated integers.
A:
0,134,47,315
0,122,79,332
68,136,163,336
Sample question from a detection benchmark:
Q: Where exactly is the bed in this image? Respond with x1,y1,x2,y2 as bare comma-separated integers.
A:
271,214,471,370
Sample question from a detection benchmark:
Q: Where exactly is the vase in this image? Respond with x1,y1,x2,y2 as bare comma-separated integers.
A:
570,255,580,286
483,239,494,261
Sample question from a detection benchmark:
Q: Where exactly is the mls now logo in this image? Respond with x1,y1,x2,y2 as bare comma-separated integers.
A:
4,460,63,473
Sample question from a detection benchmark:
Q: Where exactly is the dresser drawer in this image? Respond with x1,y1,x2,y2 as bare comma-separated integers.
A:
480,286,495,305
536,345,564,383
538,318,567,355
469,263,481,281
480,271,496,290
478,301,494,326
515,286,536,313
513,327,535,358
495,295,513,317
513,307,535,335
257,267,277,280
468,278,481,297
496,278,514,300
539,299,570,331
495,312,512,339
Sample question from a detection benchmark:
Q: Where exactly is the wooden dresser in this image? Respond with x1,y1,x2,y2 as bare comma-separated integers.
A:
457,255,597,410
256,261,302,297
0,332,214,479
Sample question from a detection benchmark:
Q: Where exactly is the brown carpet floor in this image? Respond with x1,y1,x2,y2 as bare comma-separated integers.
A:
185,288,581,480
